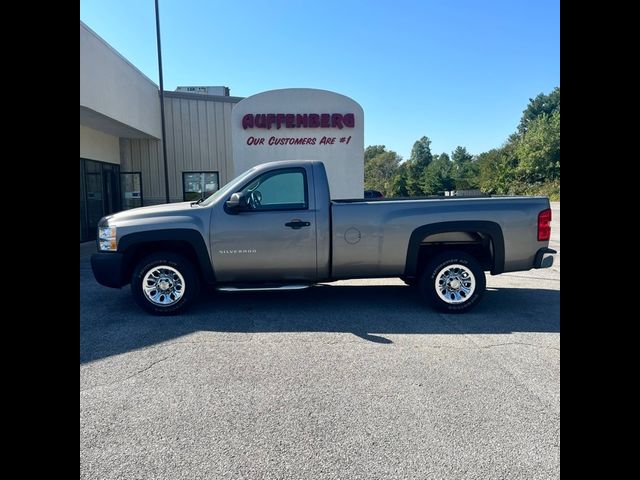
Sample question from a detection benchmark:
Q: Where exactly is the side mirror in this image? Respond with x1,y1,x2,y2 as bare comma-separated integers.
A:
225,192,248,211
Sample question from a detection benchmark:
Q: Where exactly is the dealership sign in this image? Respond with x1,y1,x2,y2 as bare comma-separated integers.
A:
242,113,355,129
231,88,364,199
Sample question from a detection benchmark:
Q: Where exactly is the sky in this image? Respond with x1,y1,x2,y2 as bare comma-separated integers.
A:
80,0,559,161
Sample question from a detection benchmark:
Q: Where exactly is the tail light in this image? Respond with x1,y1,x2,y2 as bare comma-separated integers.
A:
538,208,552,241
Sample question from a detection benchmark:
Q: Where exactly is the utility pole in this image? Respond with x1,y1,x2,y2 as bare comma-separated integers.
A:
154,0,171,203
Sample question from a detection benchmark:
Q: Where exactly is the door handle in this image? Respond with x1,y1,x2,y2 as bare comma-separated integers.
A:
285,219,311,229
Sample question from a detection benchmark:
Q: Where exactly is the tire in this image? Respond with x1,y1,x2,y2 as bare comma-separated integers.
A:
131,252,200,315
419,250,486,313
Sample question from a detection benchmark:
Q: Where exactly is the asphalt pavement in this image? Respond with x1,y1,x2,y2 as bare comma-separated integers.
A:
80,204,560,480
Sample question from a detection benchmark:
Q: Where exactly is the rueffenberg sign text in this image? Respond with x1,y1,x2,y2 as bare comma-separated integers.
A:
242,113,355,130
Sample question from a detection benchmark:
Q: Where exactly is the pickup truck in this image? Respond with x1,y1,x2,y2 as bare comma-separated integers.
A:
91,160,555,315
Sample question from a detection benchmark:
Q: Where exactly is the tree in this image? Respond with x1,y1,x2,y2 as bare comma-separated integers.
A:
514,110,560,184
474,86,560,198
451,146,472,165
517,87,560,135
364,150,402,196
364,145,387,164
364,86,559,199
407,136,433,196
451,146,478,190
436,152,450,163
410,136,433,166
476,146,518,195
432,152,449,164
421,154,454,195
390,163,409,197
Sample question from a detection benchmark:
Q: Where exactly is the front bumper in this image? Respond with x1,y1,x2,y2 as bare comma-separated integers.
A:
534,247,557,269
90,252,127,288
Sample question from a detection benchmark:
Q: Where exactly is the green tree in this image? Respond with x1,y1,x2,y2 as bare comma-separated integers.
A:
407,136,433,196
451,146,472,165
518,87,560,135
451,146,478,190
515,110,560,184
364,150,402,196
390,163,409,197
421,154,453,195
365,86,559,200
476,146,518,195
474,86,560,198
364,145,387,163
432,152,449,164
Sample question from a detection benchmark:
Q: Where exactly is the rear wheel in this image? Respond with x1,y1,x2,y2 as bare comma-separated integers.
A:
131,252,200,315
419,250,486,313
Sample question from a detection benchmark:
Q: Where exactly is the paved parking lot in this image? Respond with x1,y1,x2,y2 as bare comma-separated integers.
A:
80,203,559,479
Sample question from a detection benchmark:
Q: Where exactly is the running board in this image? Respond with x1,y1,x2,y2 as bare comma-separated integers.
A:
216,284,312,292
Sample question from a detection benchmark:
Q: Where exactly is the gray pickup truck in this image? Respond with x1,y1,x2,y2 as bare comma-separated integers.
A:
91,160,555,315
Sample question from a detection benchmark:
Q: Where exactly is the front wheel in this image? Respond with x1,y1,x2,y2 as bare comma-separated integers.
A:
131,252,200,315
419,251,486,313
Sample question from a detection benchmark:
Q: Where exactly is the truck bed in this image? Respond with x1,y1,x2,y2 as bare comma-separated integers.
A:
329,196,550,279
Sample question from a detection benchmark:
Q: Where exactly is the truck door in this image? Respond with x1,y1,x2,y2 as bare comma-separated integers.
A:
210,167,317,282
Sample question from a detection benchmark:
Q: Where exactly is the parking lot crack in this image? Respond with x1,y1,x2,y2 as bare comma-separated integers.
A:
81,353,177,393
128,353,176,378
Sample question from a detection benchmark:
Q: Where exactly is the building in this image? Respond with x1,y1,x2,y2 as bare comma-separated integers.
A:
80,21,364,242
80,21,241,242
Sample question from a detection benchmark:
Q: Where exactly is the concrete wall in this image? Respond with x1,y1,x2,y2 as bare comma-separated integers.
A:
80,125,120,164
80,22,161,139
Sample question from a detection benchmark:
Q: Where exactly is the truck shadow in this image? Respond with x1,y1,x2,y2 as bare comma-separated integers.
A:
80,283,559,364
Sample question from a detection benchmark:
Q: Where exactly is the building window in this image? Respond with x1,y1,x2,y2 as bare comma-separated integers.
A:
183,171,219,201
120,172,143,210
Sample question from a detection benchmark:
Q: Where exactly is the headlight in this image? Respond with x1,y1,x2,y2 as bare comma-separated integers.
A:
98,226,117,251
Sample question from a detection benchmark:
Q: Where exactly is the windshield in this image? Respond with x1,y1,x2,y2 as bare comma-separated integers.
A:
198,167,258,207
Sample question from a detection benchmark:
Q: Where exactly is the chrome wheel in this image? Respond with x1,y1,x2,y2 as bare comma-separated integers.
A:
142,265,186,306
434,263,476,304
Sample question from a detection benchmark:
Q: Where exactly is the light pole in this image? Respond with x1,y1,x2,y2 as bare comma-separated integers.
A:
154,0,171,204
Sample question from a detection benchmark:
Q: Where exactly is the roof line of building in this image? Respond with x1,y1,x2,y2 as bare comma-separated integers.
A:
80,20,160,90
162,91,244,103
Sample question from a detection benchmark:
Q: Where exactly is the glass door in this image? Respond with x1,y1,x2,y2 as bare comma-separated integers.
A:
84,160,104,240
80,159,121,241
102,164,120,215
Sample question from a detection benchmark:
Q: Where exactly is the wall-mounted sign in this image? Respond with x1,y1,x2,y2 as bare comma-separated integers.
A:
242,113,355,130
231,88,364,199
244,135,352,146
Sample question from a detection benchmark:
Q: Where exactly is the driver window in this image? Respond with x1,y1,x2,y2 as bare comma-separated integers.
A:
241,168,307,211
